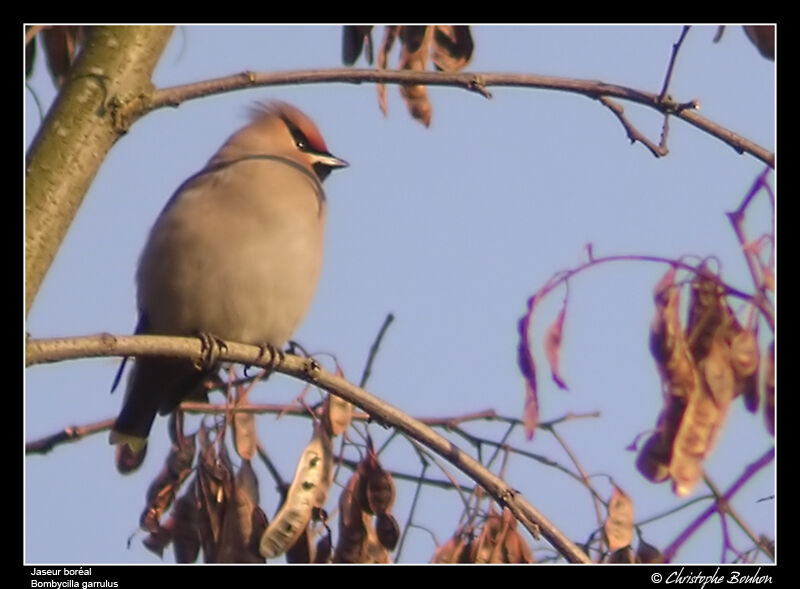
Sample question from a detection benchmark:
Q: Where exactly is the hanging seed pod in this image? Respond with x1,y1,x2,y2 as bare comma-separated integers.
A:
259,424,334,559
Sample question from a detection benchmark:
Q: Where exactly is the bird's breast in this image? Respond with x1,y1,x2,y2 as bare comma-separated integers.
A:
137,159,327,346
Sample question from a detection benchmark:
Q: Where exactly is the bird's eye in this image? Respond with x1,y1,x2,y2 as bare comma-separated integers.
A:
286,120,310,152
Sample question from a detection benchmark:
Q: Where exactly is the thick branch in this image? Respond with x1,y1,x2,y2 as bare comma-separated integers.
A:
25,26,174,317
26,333,591,563
145,68,773,167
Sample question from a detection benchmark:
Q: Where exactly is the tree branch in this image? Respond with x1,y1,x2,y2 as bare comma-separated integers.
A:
25,333,592,563
140,68,773,167
25,26,175,316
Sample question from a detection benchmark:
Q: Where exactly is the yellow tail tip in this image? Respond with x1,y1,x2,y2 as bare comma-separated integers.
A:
109,430,147,453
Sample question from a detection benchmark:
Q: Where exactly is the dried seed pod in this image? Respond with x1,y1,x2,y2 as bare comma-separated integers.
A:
232,389,258,460
502,529,534,563
259,424,334,559
637,540,664,564
636,397,687,483
333,473,367,563
375,513,400,550
730,328,760,412
687,268,728,363
398,26,434,126
322,392,353,437
604,486,634,552
362,512,391,563
139,438,196,533
172,486,201,563
431,534,468,564
314,531,332,563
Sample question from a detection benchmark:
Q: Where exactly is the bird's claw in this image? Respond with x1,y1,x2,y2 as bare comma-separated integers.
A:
256,342,285,373
195,332,227,371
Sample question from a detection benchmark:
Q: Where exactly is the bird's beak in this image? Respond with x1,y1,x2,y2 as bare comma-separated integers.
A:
314,152,349,169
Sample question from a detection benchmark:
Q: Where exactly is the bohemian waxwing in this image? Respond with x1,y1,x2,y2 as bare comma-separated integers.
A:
109,101,347,469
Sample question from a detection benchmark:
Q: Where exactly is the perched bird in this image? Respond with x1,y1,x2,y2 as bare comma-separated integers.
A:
110,102,348,468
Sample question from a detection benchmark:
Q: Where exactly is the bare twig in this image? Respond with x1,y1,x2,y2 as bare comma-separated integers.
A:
659,26,691,100
25,418,114,454
727,166,774,301
599,96,668,158
395,462,429,561
703,474,774,562
360,312,395,388
545,424,606,541
662,446,774,562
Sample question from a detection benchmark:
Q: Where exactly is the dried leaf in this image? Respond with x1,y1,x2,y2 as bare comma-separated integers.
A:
172,485,201,563
398,26,434,126
362,441,395,515
217,483,264,563
430,534,468,564
545,303,568,389
362,512,392,563
471,511,504,564
142,517,174,558
236,459,260,506
376,26,399,117
42,26,82,86
604,486,634,552
607,546,636,563
744,25,775,60
432,26,474,72
342,25,374,65
669,393,720,496
502,529,535,563
323,391,353,437
764,341,774,436
687,266,727,364
195,428,230,562
517,295,539,439
637,539,664,564
730,328,760,412
701,332,736,409
636,397,686,483
139,438,196,533
334,473,367,563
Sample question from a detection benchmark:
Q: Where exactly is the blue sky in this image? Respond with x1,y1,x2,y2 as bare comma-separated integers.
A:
25,25,775,564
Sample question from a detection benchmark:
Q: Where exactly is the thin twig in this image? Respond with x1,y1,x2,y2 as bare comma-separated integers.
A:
395,462,429,562
662,446,774,562
659,26,691,101
599,96,668,157
25,418,114,454
360,312,395,388
256,441,286,491
727,166,774,301
703,474,774,562
545,424,606,541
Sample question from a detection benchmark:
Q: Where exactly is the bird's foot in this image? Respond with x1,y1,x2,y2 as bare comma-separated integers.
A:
195,332,228,372
256,342,285,374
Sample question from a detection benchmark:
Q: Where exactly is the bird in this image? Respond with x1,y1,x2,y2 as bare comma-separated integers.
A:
109,101,348,468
